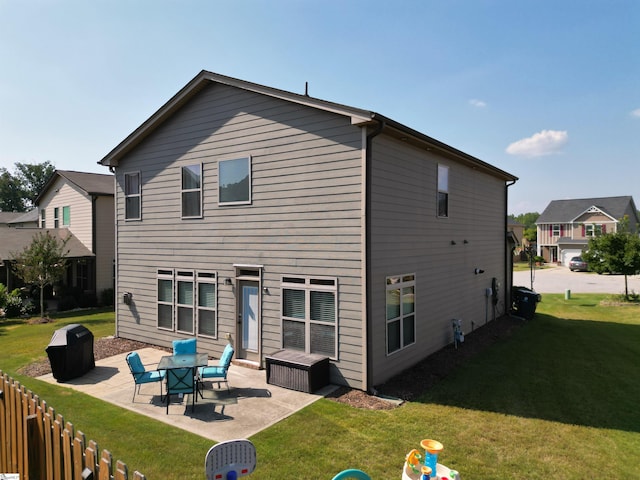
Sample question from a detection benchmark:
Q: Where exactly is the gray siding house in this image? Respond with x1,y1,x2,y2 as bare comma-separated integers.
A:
99,71,517,390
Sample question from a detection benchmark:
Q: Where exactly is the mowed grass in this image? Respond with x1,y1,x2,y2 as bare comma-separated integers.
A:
2,295,639,479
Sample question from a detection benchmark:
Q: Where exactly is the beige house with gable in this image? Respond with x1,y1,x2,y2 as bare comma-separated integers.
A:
35,170,115,301
99,70,518,390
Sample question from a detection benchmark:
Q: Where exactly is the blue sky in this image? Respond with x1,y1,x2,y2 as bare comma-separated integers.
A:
1,0,638,214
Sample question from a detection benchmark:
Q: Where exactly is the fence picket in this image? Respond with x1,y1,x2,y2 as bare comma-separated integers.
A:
0,370,145,480
99,449,112,480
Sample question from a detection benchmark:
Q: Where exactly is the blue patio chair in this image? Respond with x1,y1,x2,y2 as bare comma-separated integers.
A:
173,338,197,355
165,366,196,414
198,343,234,392
125,351,165,402
331,469,371,480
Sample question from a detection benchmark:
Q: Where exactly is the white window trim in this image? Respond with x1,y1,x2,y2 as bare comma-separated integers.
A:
552,224,561,237
157,269,174,331
124,171,142,221
281,275,338,359
196,272,218,339
218,156,252,206
385,273,417,355
176,270,195,334
181,163,203,219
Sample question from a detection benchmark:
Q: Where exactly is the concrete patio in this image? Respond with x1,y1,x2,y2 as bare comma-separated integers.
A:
38,347,335,442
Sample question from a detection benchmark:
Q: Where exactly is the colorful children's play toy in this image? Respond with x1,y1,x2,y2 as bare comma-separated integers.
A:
402,439,460,480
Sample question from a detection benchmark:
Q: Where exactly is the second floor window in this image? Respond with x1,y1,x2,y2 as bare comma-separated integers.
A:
182,164,202,218
552,224,561,237
54,207,59,227
124,172,141,220
40,209,46,228
62,206,70,226
219,157,251,205
437,165,449,217
585,224,604,237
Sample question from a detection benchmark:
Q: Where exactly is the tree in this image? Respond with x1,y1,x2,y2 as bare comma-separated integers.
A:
14,161,55,209
11,231,70,318
582,216,640,299
0,161,55,212
0,167,26,212
509,212,540,243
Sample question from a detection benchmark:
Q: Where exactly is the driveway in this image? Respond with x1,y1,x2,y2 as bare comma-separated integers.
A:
513,264,640,294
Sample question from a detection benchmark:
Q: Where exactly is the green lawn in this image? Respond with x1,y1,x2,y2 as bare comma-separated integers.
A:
2,295,639,479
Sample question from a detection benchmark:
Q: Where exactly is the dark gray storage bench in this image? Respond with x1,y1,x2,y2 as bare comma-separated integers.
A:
265,350,330,393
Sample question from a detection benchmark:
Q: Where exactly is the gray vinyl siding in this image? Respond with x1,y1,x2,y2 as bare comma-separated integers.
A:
114,84,366,387
368,135,508,386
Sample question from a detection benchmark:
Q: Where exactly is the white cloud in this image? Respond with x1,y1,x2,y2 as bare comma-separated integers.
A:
630,108,640,118
469,99,487,108
506,129,568,157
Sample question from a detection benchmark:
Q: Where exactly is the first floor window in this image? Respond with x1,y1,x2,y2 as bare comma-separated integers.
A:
197,272,217,337
177,271,194,333
281,276,337,358
157,269,173,330
156,269,217,335
386,274,416,354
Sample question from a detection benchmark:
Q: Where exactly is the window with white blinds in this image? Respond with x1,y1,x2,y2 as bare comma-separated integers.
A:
281,276,337,358
156,269,217,336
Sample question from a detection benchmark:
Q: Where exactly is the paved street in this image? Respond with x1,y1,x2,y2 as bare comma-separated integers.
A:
513,264,640,294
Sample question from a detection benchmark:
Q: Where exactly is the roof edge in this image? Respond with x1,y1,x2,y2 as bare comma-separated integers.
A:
99,70,374,168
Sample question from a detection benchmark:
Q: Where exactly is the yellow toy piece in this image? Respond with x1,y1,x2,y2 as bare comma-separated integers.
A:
405,449,422,474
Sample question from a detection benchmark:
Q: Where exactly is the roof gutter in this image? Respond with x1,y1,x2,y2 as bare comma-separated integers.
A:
364,118,385,393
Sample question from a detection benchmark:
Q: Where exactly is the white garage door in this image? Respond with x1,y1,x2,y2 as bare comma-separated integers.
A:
562,249,583,266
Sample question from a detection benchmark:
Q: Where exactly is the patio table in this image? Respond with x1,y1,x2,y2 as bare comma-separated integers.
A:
157,352,209,371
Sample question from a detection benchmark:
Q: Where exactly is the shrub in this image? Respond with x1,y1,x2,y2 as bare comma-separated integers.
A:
0,284,32,318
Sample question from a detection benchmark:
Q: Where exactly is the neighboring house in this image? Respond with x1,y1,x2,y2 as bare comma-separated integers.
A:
99,70,518,390
34,170,115,301
7,209,39,228
0,228,94,293
0,212,25,228
536,196,639,265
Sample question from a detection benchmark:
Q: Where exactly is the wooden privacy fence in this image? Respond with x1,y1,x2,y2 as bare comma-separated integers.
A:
0,370,146,480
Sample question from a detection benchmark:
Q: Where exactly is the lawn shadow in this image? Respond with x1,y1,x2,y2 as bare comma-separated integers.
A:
415,313,640,433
